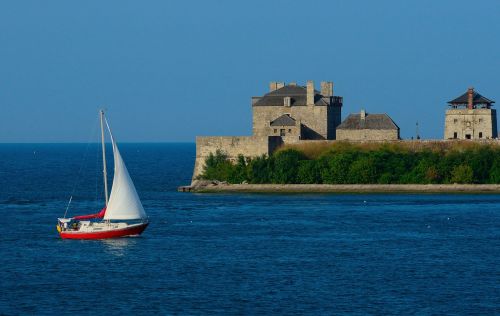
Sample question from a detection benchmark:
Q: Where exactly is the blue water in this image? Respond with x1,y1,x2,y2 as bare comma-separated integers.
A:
0,143,499,315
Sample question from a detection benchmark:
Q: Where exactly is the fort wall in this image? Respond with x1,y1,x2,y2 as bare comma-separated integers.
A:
192,136,282,181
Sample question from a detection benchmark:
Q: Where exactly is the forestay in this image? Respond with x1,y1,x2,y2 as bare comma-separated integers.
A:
103,120,147,220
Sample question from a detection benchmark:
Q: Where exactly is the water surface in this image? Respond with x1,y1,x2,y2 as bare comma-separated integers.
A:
0,144,499,315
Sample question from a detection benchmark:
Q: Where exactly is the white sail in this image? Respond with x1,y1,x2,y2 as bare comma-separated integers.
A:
103,120,147,220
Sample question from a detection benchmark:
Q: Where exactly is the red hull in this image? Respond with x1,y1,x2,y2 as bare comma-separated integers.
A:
59,223,148,240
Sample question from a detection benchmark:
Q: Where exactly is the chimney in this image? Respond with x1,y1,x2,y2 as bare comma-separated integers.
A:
321,81,333,97
467,87,474,109
276,82,285,90
360,109,366,120
269,82,277,92
306,80,315,106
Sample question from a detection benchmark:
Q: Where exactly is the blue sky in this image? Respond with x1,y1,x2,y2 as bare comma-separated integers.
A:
0,0,498,142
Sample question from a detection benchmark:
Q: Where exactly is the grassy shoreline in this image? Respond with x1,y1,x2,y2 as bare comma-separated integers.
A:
181,183,500,193
199,142,500,186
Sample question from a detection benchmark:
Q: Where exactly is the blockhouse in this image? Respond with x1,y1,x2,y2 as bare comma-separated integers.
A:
444,88,497,140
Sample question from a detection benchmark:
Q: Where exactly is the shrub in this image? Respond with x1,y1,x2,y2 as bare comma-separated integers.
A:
247,155,271,184
228,155,248,184
201,150,233,181
488,157,500,183
297,160,322,184
425,166,441,183
450,164,474,184
348,157,377,184
271,149,305,183
319,151,355,184
199,142,500,185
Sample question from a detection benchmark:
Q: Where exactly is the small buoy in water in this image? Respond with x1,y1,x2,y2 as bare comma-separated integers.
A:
363,200,367,203
447,217,450,220
427,225,431,228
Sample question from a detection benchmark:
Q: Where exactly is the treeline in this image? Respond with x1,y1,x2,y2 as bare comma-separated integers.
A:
199,142,500,184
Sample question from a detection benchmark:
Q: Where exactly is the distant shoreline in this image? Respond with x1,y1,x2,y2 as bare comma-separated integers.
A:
179,183,500,194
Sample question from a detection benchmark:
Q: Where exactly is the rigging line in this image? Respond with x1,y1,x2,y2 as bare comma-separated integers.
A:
63,196,72,219
104,116,115,145
63,115,100,217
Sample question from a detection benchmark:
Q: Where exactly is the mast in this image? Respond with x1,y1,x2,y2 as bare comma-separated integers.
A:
100,110,109,206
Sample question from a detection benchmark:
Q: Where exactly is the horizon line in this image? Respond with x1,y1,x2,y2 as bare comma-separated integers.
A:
0,141,196,145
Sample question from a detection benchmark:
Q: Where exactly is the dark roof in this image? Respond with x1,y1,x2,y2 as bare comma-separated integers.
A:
253,85,329,106
337,113,399,130
270,114,296,126
448,90,495,105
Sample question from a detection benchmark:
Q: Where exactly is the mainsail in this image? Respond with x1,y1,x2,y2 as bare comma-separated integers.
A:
103,120,147,220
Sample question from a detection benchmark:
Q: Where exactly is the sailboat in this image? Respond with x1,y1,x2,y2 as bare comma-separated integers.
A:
57,110,149,239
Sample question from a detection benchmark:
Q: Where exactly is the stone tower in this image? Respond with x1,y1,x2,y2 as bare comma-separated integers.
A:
444,88,496,140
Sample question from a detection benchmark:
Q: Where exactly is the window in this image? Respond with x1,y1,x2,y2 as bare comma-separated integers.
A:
288,129,292,133
453,132,457,139
479,132,483,138
466,134,471,139
453,119,458,123
273,129,277,133
467,121,471,127
280,129,286,136
479,118,483,123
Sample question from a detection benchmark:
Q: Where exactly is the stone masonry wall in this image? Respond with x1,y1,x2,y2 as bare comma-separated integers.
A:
192,136,282,181
336,129,399,141
444,108,497,140
253,105,330,140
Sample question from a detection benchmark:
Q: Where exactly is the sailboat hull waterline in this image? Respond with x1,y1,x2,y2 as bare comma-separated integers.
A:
59,222,149,239
57,110,149,240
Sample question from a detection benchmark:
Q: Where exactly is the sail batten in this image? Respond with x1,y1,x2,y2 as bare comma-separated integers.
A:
103,118,147,221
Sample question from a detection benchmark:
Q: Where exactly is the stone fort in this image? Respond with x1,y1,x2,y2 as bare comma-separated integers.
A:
194,80,348,179
193,81,346,178
193,81,497,180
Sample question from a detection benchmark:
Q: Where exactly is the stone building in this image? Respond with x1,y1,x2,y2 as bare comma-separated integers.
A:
192,80,343,179
444,88,496,140
336,109,400,141
252,81,343,141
